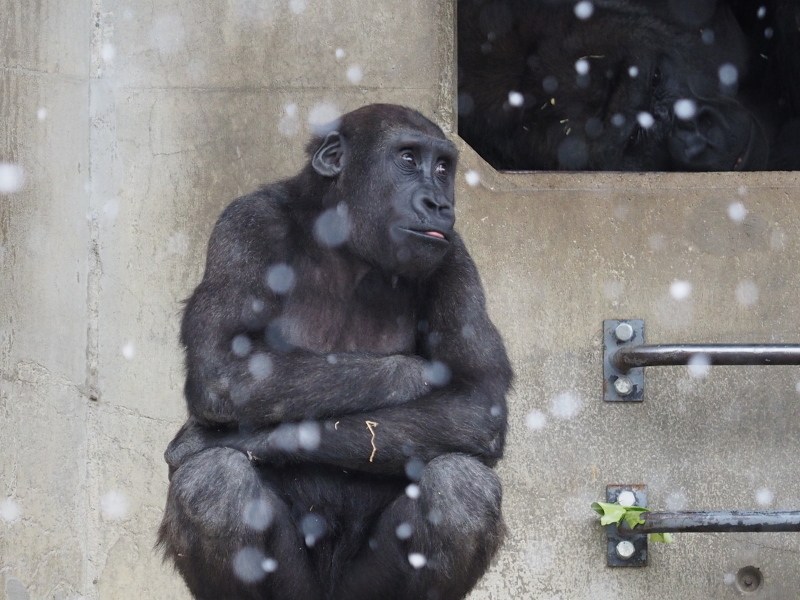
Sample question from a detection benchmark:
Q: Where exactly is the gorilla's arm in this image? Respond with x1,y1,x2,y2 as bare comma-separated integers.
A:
170,235,512,474
181,191,430,427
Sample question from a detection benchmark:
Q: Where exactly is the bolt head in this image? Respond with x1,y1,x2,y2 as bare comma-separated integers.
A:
613,376,634,396
616,540,636,559
614,322,634,342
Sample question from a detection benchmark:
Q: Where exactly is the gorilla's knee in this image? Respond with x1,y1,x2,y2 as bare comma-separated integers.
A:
420,454,503,539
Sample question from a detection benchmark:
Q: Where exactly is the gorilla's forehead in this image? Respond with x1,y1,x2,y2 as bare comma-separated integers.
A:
386,128,458,157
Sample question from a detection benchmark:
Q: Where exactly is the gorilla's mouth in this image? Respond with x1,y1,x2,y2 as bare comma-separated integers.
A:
401,228,450,242
733,120,768,171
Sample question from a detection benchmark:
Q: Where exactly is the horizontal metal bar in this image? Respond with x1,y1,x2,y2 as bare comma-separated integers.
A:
617,511,800,535
612,344,800,372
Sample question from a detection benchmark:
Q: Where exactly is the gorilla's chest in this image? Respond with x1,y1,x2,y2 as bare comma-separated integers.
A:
280,270,420,355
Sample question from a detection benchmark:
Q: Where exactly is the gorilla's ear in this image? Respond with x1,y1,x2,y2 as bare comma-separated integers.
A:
312,131,347,177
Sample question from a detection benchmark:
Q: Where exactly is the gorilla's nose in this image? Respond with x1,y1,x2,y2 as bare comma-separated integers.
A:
411,189,454,224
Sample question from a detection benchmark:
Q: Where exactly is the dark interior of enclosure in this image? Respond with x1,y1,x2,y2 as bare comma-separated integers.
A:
456,0,800,172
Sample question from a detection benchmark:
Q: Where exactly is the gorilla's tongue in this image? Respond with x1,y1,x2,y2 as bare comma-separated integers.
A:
426,231,445,239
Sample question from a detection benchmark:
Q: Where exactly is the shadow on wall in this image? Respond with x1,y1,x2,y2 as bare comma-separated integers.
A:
457,0,800,171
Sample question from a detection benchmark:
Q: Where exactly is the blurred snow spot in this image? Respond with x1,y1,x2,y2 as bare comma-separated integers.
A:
764,27,773,39
617,490,636,507
465,170,480,187
795,381,800,394
648,233,666,251
550,391,582,420
0,498,21,523
101,43,116,63
37,108,48,121
542,75,558,93
0,163,25,194
262,558,278,573
702,29,715,44
232,0,276,24
150,15,185,54
574,1,594,20
738,185,747,196
396,522,413,539
298,421,321,450
637,112,654,129
121,341,136,360
313,203,351,248
769,229,786,250
735,281,758,305
405,484,421,499
427,508,443,525
243,498,274,531
665,491,688,511
301,513,327,547
408,553,427,569
757,5,767,18
611,113,625,127
603,280,623,301
523,540,555,572
723,572,736,585
687,354,711,378
423,361,451,387
508,91,524,107
248,353,273,380
755,488,774,506
289,0,306,14
728,201,747,222
100,490,130,520
267,263,296,294
103,197,120,224
232,334,252,357
669,280,691,300
346,65,363,84
575,59,590,76
718,63,738,86
234,547,268,583
166,231,189,255
628,65,639,78
614,204,629,220
405,458,425,481
674,99,697,120
279,103,301,138
308,102,341,135
335,48,345,60
525,411,547,431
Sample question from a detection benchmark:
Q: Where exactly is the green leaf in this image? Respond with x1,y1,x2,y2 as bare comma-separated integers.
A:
624,509,648,530
650,533,674,544
591,501,628,526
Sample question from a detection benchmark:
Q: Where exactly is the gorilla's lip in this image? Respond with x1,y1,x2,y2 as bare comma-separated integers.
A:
401,228,450,242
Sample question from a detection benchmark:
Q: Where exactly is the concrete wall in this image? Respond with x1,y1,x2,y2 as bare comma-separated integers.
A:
2,1,799,599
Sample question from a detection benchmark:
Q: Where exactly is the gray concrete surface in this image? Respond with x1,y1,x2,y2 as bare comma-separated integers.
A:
2,0,799,599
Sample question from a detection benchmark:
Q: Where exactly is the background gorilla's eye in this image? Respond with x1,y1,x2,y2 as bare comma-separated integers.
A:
651,67,663,88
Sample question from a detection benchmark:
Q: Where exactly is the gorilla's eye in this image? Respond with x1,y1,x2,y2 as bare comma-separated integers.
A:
651,67,662,89
400,151,417,166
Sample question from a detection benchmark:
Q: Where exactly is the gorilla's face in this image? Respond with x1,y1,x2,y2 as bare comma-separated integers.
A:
546,11,768,171
458,1,770,171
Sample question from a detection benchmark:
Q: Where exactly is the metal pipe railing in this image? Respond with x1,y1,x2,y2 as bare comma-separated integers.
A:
611,344,800,372
617,510,800,535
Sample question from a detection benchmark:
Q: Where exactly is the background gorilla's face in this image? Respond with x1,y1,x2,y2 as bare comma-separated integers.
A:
544,6,768,171
458,1,775,171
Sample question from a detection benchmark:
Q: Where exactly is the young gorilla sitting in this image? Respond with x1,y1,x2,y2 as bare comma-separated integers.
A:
158,104,513,600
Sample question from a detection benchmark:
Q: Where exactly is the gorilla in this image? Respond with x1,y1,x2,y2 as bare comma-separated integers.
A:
458,0,800,171
158,104,513,600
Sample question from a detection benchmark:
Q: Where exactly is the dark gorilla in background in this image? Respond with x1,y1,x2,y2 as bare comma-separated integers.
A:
158,104,512,600
458,0,800,171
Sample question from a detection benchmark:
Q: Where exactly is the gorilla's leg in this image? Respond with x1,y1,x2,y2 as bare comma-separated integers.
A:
335,454,504,600
159,447,321,600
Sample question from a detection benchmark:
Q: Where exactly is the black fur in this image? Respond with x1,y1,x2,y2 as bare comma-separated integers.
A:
458,0,800,171
158,104,513,600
